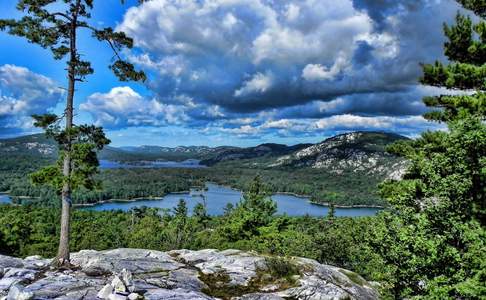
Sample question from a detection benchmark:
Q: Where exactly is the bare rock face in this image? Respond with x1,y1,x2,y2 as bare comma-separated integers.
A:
0,249,379,300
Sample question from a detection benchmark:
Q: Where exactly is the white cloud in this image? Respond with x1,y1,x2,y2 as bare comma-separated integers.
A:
87,0,463,141
223,13,239,29
262,119,294,129
208,114,440,140
234,72,273,97
0,65,63,135
80,86,189,129
285,3,300,22
302,53,348,81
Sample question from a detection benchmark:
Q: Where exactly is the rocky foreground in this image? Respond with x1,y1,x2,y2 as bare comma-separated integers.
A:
0,248,379,300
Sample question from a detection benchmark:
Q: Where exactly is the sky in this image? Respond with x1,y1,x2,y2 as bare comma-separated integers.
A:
0,0,465,147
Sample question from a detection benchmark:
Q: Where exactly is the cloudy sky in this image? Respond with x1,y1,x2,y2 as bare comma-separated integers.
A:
0,0,464,146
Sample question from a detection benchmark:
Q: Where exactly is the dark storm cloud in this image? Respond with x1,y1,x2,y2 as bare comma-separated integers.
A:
351,0,427,29
81,0,462,138
116,0,460,111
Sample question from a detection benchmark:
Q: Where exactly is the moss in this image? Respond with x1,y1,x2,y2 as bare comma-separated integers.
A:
199,257,302,299
168,251,180,258
263,257,300,284
200,270,255,299
339,269,367,287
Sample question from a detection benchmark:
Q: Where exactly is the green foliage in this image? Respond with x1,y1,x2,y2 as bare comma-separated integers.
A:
375,1,486,298
0,201,385,284
263,257,300,280
29,126,110,195
456,0,486,17
218,176,277,241
193,202,210,228
0,1,146,198
0,0,145,81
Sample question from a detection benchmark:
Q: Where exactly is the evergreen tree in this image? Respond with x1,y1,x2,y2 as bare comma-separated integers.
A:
193,202,210,228
377,1,486,297
327,201,336,221
219,176,277,241
173,199,188,248
0,0,145,267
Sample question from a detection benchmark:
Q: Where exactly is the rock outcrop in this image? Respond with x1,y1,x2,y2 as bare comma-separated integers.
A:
0,248,379,300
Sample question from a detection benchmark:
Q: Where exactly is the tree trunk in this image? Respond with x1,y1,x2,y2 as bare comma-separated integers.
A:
56,10,78,267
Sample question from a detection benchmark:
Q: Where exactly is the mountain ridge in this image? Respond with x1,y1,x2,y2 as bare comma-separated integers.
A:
0,131,408,175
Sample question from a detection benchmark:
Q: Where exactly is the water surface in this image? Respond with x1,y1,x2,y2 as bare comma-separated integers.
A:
99,159,206,169
1,184,381,217
0,194,10,204
82,183,380,217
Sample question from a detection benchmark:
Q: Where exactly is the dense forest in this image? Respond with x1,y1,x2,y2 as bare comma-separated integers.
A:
2,167,386,207
0,131,398,207
0,182,404,299
1,172,484,299
1,158,387,207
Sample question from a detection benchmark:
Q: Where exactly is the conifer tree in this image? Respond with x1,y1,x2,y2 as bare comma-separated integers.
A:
0,0,146,267
377,0,485,297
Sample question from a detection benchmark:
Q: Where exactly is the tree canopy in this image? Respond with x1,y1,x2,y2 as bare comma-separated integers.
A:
377,0,486,297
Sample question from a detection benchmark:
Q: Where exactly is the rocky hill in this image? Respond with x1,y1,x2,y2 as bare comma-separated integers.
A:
0,248,379,300
200,143,312,166
0,131,408,178
271,131,408,176
200,132,408,178
0,134,57,158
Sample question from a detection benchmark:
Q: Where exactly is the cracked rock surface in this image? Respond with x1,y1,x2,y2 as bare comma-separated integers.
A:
0,248,379,300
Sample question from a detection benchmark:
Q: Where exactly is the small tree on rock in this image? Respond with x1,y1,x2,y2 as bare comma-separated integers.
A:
0,0,146,267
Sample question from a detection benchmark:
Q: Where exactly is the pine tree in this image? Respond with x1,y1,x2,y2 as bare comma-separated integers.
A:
0,1,146,267
173,199,188,248
377,1,485,297
219,176,277,241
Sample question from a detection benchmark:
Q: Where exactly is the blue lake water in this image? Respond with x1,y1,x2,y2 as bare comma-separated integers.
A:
0,182,380,217
0,194,10,204
81,183,381,217
99,159,206,169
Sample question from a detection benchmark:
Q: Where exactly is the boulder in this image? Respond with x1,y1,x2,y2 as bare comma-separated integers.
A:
1,249,379,300
6,284,33,300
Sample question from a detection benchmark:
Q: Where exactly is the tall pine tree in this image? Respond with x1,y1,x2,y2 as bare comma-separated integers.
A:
0,0,146,267
377,0,485,298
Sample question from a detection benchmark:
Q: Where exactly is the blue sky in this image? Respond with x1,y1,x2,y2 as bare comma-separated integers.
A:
0,0,463,147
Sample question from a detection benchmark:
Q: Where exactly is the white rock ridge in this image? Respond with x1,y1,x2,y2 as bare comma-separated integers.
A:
0,248,379,300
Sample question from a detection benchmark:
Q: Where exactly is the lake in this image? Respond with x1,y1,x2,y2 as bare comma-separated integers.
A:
81,183,381,217
0,184,381,217
0,194,10,204
99,159,206,169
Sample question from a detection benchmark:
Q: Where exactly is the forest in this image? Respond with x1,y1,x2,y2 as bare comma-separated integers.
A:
1,170,484,299
0,0,485,298
1,164,386,207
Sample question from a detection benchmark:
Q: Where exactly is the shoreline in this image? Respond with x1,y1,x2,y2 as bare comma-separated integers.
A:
308,200,385,209
275,192,384,209
3,183,386,209
73,191,192,207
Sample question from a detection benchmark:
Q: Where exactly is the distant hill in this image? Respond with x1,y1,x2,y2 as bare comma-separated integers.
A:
0,131,408,178
0,135,219,162
0,131,409,206
199,132,409,178
200,143,313,166
271,131,408,173
0,133,57,158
